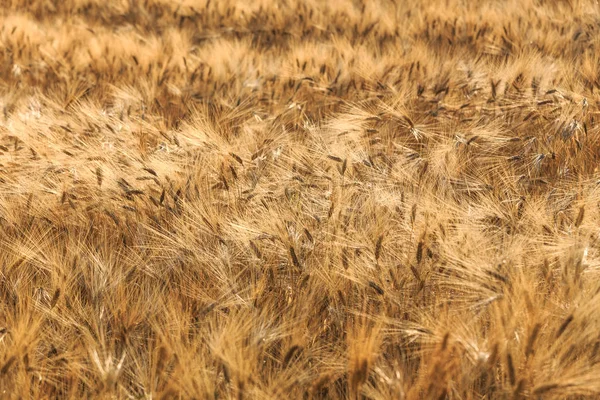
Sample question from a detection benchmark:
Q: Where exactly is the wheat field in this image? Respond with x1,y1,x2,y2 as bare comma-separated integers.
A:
1,0,600,398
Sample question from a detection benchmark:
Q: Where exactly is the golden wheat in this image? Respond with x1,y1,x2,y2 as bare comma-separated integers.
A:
0,0,600,398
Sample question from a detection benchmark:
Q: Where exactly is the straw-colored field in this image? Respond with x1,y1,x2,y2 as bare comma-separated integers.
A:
1,0,600,398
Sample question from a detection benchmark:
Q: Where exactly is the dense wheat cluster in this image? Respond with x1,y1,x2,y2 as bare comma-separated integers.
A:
2,0,600,398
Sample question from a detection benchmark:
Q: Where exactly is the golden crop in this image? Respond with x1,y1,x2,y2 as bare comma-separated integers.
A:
0,0,599,398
